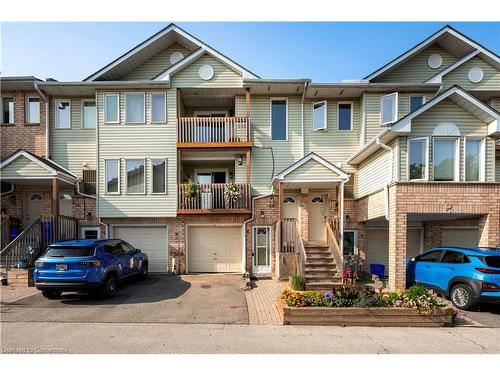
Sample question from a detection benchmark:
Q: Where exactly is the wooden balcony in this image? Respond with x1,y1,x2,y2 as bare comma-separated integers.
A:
177,117,252,148
177,183,251,214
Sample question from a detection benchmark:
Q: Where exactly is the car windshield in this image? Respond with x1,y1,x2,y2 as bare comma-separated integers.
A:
43,246,95,258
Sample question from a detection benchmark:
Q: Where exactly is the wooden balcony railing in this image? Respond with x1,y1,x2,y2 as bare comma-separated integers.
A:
177,117,251,146
177,183,251,213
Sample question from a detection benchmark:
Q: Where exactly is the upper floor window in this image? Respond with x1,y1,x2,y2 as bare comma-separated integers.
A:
26,97,40,124
125,93,145,124
104,94,119,123
151,93,166,123
381,92,397,125
55,100,71,128
465,138,483,181
408,137,428,181
105,160,120,194
82,100,96,128
2,97,14,124
270,98,287,141
152,159,167,194
126,159,145,194
409,95,425,113
433,138,459,181
338,102,353,131
312,101,327,131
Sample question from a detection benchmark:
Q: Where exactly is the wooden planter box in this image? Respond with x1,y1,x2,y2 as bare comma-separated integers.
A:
7,268,34,287
276,298,454,327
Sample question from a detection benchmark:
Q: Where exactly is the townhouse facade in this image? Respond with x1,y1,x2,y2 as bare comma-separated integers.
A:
1,24,499,289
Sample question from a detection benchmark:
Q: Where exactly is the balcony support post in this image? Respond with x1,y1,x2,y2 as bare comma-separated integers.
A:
245,149,251,184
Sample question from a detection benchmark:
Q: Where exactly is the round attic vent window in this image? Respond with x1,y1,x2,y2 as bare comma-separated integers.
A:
427,54,443,69
170,51,184,65
199,64,214,81
468,67,484,83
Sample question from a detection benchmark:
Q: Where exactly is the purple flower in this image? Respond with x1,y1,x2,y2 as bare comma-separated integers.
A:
323,291,334,300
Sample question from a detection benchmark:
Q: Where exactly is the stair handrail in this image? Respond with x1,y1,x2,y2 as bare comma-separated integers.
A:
0,218,43,270
326,220,343,276
295,220,307,276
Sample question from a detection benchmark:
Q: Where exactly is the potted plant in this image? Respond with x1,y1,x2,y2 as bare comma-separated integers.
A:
224,182,241,207
184,178,199,198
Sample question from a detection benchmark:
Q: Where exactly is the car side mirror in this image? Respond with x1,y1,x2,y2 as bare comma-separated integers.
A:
410,257,416,262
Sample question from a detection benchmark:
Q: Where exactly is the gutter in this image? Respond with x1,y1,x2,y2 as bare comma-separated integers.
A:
34,83,50,159
376,137,394,221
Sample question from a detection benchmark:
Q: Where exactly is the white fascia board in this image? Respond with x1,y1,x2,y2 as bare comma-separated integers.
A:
488,119,500,137
425,50,480,84
0,151,57,175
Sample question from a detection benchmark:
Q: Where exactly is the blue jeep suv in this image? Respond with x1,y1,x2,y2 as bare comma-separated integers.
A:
407,246,500,310
34,239,148,299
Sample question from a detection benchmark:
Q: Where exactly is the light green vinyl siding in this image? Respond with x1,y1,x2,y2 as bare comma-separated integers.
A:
357,148,391,198
374,44,458,83
285,159,341,181
123,44,192,81
398,137,408,181
1,156,51,178
358,93,366,146
50,98,96,178
97,89,176,218
442,56,500,91
171,54,243,88
490,98,500,112
234,158,247,183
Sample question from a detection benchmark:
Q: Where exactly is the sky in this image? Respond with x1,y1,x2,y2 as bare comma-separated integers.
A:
1,22,499,82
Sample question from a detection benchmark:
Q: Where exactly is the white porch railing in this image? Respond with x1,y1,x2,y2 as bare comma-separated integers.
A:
177,117,250,144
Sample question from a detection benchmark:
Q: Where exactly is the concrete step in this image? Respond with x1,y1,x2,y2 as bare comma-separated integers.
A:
305,266,337,273
305,270,338,278
305,250,330,255
305,256,334,263
306,275,342,282
306,281,344,291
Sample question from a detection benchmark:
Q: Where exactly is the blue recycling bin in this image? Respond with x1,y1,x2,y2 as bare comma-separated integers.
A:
370,263,385,278
9,227,21,241
42,219,54,243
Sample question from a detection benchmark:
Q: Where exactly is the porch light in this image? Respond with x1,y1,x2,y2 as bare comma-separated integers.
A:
86,212,92,220
345,215,351,223
260,210,265,218
237,156,243,166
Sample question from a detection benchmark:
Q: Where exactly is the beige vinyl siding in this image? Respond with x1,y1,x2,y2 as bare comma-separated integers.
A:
285,159,340,181
123,44,192,81
234,158,247,183
398,136,408,181
171,53,243,88
97,89,176,218
50,98,96,178
1,156,51,178
374,44,458,83
442,56,500,91
400,99,494,182
490,98,500,112
357,148,391,198
358,93,366,146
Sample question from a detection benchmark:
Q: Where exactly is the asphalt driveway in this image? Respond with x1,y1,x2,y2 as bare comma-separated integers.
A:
0,274,248,324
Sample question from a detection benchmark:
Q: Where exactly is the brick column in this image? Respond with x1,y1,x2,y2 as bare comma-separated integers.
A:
299,194,308,243
388,186,407,290
424,221,442,249
478,210,500,248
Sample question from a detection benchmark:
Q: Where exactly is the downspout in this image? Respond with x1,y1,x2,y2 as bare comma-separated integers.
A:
94,89,106,238
34,83,49,159
300,82,309,158
376,137,394,220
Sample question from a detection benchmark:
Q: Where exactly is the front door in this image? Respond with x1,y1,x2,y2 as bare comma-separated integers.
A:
252,227,271,274
308,195,326,242
24,192,44,226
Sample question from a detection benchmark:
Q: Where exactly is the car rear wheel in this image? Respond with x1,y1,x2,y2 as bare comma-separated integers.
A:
100,274,118,299
450,284,475,310
139,262,148,280
42,291,62,300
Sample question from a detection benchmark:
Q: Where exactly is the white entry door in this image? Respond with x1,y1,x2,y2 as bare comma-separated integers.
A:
308,195,326,242
24,192,44,226
252,227,271,274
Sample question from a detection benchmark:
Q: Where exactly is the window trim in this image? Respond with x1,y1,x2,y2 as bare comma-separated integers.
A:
151,158,167,195
150,92,167,124
380,92,398,125
55,99,71,129
464,137,485,182
312,100,327,131
337,101,354,131
80,226,101,240
125,158,146,195
104,93,120,124
26,95,41,124
124,92,146,124
408,94,426,113
270,97,288,141
407,136,429,181
81,99,97,129
104,159,120,195
432,137,460,182
1,97,15,124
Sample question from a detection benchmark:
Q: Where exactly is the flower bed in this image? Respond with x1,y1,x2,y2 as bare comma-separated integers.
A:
276,286,455,327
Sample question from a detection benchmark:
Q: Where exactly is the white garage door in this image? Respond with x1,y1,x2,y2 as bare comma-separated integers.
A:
113,226,168,273
442,228,478,248
188,226,242,273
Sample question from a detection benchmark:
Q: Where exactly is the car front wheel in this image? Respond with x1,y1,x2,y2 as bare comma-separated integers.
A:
450,284,475,310
100,274,118,299
139,263,148,280
42,291,62,299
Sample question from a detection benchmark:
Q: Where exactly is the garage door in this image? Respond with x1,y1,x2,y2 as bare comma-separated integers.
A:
113,226,168,273
442,228,478,248
187,226,242,273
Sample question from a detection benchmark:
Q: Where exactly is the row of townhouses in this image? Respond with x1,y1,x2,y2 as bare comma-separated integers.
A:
1,24,499,289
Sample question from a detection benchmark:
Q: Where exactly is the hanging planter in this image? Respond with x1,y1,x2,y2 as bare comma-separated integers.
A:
224,182,241,207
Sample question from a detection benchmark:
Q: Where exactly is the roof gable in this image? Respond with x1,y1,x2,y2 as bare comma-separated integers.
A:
274,153,349,183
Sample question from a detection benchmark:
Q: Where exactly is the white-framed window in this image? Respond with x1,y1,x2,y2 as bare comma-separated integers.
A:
409,95,426,113
270,98,288,141
80,226,101,240
55,99,71,128
381,92,398,125
151,159,167,194
82,99,96,128
408,137,429,181
105,159,120,194
151,92,166,123
125,93,145,124
104,93,119,124
125,159,145,194
433,137,459,181
26,96,40,124
338,101,353,131
1,97,14,124
312,100,327,131
464,138,485,182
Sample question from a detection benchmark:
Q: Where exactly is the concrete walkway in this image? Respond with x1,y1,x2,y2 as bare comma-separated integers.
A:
245,278,286,325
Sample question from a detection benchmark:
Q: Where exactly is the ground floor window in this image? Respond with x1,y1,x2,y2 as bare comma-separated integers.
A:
81,226,100,240
343,230,358,257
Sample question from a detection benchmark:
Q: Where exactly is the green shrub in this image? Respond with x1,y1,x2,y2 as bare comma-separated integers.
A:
290,275,306,291
353,289,388,307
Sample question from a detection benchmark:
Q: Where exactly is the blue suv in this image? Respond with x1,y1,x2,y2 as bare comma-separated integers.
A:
407,247,500,310
34,239,148,299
